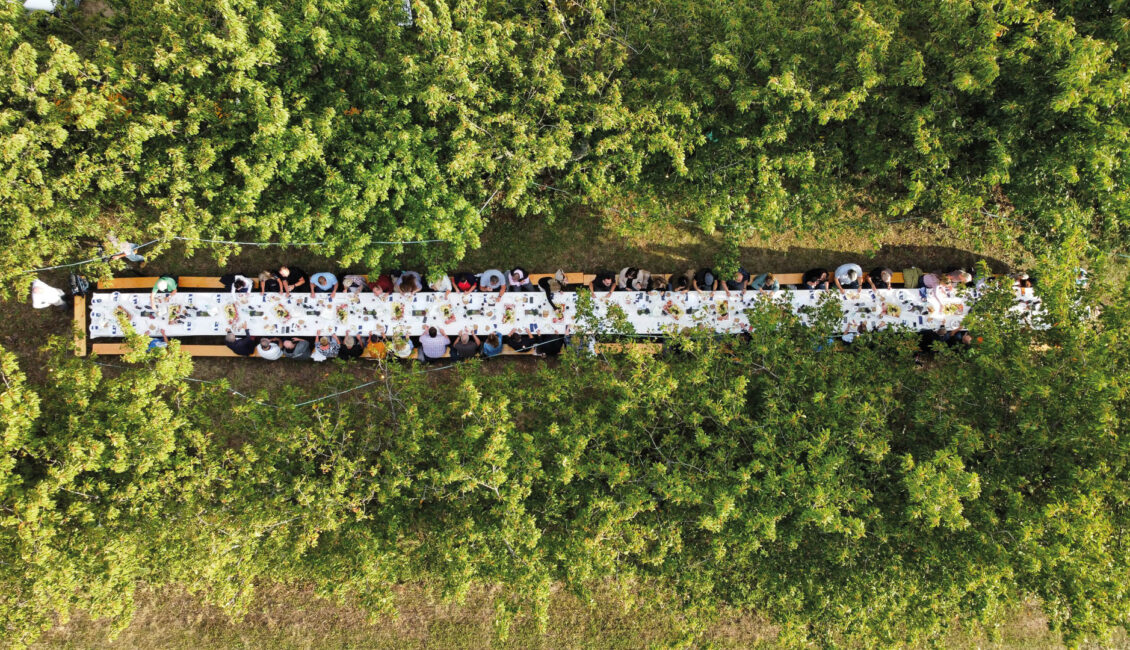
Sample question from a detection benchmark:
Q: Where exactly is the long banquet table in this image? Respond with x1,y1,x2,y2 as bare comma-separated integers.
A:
87,287,1044,340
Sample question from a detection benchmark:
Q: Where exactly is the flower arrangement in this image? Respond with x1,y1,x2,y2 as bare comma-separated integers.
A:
224,303,238,321
274,304,291,321
392,303,405,320
502,306,516,324
336,306,349,322
167,304,185,323
441,305,456,324
943,303,964,316
885,303,901,318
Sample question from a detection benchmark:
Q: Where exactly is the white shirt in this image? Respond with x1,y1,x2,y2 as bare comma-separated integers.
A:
834,263,863,285
428,275,453,292
230,274,253,293
30,280,66,308
257,342,283,360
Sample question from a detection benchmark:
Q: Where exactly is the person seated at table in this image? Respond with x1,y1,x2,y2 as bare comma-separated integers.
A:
505,327,538,354
724,267,751,294
312,332,341,362
800,268,829,290
647,276,668,292
481,333,504,358
148,329,170,351
538,272,571,310
536,334,566,357
508,268,536,292
277,266,307,294
589,270,616,296
361,331,388,360
220,273,253,293
451,330,482,361
938,327,974,347
868,267,894,289
1013,272,1034,290
309,272,339,297
668,274,691,292
749,272,779,292
478,269,508,294
396,273,421,296
693,268,718,292
225,330,258,357
342,274,368,293
617,267,651,291
833,263,863,292
367,273,395,295
418,326,451,363
149,276,178,308
339,335,365,359
427,272,454,293
453,272,478,293
257,337,284,361
281,337,312,360
258,270,281,293
389,335,414,360
946,269,974,286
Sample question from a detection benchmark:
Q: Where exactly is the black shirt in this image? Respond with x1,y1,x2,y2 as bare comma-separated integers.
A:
592,271,615,292
724,268,750,291
869,268,892,289
278,267,307,288
694,268,717,290
226,335,257,356
338,340,365,359
451,340,480,360
506,334,535,352
538,336,565,357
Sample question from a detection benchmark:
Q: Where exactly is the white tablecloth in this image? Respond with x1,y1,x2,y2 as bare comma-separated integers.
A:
87,288,1044,339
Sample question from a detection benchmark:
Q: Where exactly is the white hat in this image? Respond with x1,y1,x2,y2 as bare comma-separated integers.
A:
157,279,169,291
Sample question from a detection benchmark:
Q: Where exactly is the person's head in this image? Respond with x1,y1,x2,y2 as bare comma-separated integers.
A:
458,331,470,343
961,333,974,345
847,269,858,282
599,274,613,288
880,269,892,283
625,267,639,280
673,277,689,291
315,274,331,289
278,266,291,279
428,326,437,338
156,279,171,292
344,335,356,348
401,275,418,292
511,268,527,283
487,333,500,347
258,271,273,283
318,336,331,349
732,271,744,283
259,338,273,350
649,276,667,291
234,277,248,291
486,275,502,290
282,339,295,350
957,271,973,284
456,275,474,291
225,333,236,343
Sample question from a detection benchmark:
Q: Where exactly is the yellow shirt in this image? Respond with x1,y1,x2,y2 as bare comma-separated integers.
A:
361,341,387,359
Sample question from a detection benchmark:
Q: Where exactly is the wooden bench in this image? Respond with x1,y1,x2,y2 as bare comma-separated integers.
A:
92,343,254,357
74,295,87,357
98,276,160,289
178,276,227,289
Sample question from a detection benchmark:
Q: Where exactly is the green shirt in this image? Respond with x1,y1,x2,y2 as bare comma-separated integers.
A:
151,276,177,293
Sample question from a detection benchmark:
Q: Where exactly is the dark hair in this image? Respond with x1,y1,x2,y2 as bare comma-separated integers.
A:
487,333,500,347
428,326,437,337
401,275,418,292
673,276,689,291
626,267,639,280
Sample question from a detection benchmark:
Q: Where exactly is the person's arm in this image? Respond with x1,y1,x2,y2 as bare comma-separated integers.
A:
161,329,169,345
472,333,481,346
309,280,316,297
833,276,846,293
331,334,341,345
149,289,157,309
865,275,877,292
330,282,339,301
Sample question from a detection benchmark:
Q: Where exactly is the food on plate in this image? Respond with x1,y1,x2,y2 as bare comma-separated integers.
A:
943,303,964,315
502,306,516,324
392,303,405,320
717,300,730,320
663,301,684,319
274,304,291,320
336,306,349,321
224,303,238,321
885,303,901,318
